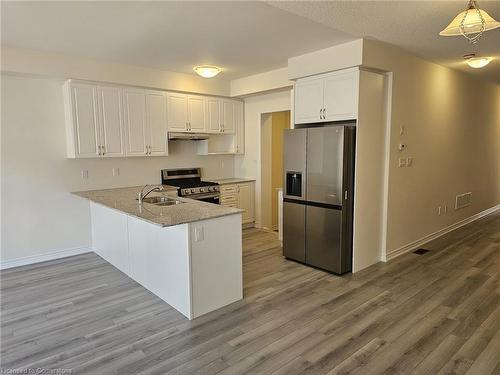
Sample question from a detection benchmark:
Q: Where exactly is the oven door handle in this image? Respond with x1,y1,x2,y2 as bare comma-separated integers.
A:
188,193,220,200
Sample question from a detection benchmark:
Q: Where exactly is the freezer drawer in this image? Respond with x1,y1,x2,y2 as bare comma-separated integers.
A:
283,201,305,262
305,205,344,273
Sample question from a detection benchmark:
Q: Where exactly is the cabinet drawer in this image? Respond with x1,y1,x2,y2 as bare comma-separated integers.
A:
220,185,237,194
221,202,237,208
220,195,237,203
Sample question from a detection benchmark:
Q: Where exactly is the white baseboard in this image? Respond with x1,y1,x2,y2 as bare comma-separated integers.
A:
384,204,500,262
0,246,93,270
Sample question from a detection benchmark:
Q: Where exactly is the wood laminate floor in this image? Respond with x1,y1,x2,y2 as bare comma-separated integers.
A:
1,211,500,374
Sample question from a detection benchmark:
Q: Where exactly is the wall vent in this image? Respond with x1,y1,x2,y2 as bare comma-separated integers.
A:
455,192,472,210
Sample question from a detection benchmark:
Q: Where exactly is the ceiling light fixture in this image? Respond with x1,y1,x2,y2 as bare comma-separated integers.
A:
193,65,222,78
439,0,500,44
463,54,493,68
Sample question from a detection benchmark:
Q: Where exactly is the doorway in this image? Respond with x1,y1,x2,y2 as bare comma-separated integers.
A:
260,111,291,231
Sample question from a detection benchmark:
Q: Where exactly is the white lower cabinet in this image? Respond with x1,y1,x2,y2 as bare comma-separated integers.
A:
89,202,242,320
220,182,255,225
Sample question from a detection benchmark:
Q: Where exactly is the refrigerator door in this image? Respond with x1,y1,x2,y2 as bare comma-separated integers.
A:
283,201,306,262
306,205,344,273
306,126,344,206
284,129,306,200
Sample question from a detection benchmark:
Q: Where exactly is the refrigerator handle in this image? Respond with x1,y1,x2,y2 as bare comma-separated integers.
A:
344,190,348,200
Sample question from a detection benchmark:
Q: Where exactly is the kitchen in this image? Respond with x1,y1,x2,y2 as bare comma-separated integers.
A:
2,1,500,374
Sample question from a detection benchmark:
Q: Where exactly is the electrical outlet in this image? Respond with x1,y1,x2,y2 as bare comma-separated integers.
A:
400,125,405,136
406,157,413,167
399,158,407,167
194,227,204,242
112,167,120,177
81,170,89,179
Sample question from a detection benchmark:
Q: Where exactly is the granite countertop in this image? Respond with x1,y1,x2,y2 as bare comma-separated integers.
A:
204,178,256,185
72,186,243,228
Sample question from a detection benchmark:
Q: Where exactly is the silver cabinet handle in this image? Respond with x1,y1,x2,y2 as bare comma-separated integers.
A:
98,145,102,156
320,108,322,119
102,145,105,155
323,108,326,119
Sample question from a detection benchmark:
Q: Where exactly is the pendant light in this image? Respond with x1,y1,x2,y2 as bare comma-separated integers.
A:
439,0,500,44
193,65,222,78
463,53,493,68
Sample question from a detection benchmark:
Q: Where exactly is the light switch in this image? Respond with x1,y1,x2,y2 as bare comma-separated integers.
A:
112,167,120,177
194,227,204,242
398,158,406,167
81,170,89,179
406,157,413,167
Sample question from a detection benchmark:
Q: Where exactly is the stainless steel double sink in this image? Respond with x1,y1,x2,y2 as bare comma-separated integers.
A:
139,196,184,206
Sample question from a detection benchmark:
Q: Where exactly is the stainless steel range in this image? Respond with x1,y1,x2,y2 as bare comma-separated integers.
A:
161,168,220,204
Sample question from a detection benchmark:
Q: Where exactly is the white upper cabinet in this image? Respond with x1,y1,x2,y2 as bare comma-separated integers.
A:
221,100,236,134
97,86,125,157
206,98,221,133
146,91,168,156
294,68,359,124
167,93,188,132
322,70,359,122
64,80,243,158
123,89,148,156
64,81,124,158
187,95,206,132
294,78,324,124
234,101,244,154
123,89,168,157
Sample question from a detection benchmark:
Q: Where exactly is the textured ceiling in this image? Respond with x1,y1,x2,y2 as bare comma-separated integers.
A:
0,1,356,80
268,1,500,84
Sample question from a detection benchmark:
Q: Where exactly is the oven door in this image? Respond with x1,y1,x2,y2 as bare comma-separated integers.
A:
190,193,220,204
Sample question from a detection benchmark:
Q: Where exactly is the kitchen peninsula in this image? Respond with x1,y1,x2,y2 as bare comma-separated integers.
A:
73,186,243,320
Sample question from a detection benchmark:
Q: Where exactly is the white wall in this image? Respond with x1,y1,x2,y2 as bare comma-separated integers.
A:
234,90,291,227
1,74,235,263
230,67,291,97
2,47,231,96
362,40,500,258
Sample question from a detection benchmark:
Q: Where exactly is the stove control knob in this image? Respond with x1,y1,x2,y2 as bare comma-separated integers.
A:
190,189,196,194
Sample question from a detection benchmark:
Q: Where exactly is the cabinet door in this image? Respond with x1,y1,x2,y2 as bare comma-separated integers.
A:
222,100,236,134
323,71,358,122
70,83,100,158
97,86,125,157
294,79,323,124
167,93,188,132
123,89,148,156
206,98,221,133
234,101,244,154
146,91,168,156
187,95,206,132
237,183,254,224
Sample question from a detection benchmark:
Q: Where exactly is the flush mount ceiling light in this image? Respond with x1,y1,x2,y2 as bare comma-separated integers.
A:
193,65,222,78
463,53,493,68
440,0,500,44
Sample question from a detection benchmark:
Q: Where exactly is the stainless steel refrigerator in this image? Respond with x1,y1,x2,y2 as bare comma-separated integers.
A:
283,125,355,274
